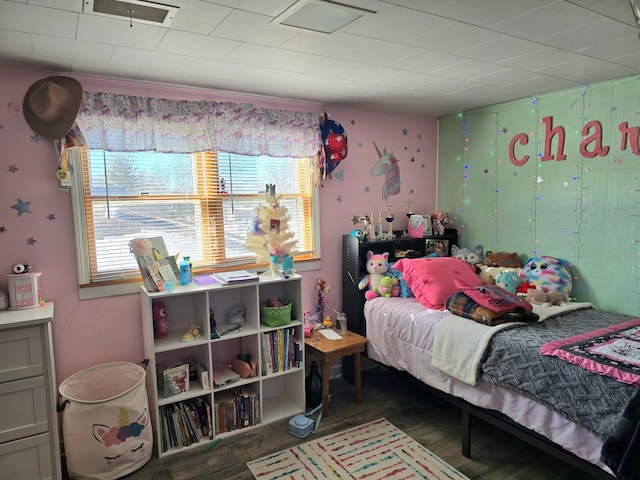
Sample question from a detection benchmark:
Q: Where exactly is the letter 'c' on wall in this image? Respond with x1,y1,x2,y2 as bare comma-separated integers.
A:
509,133,529,166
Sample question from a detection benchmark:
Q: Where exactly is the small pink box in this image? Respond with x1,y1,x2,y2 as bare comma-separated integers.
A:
6,272,41,309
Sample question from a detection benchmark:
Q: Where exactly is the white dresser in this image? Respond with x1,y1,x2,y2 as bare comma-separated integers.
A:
0,303,61,480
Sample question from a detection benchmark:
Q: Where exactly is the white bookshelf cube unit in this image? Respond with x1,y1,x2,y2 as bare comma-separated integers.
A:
141,274,304,457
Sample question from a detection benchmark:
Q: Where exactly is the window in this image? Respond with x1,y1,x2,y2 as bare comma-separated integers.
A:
69,148,317,287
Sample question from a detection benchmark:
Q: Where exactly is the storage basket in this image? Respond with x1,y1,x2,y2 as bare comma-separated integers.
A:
58,362,152,480
261,302,292,327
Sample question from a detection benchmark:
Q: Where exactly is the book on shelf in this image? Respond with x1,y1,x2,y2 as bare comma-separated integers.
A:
197,363,210,389
214,385,259,434
213,270,259,284
159,397,211,452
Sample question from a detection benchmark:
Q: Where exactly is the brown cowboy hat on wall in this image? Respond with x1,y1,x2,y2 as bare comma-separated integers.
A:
23,76,82,139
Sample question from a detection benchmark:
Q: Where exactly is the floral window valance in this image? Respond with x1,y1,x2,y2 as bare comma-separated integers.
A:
74,91,321,158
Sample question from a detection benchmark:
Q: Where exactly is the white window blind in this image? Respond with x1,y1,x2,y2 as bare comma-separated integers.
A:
71,148,315,285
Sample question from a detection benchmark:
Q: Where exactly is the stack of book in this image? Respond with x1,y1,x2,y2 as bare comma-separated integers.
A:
159,397,212,452
260,327,302,375
214,386,260,434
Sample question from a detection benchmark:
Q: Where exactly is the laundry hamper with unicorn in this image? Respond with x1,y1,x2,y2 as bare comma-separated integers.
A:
58,362,152,480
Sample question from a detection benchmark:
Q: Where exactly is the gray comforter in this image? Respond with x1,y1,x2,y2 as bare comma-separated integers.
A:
480,308,639,440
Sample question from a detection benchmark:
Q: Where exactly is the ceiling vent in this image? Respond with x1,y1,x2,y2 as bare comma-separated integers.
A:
84,0,179,27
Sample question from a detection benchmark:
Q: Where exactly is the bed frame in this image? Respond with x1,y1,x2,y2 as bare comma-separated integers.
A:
341,233,615,480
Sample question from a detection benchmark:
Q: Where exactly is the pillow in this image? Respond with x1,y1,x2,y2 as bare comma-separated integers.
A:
387,262,414,298
394,257,481,309
485,251,520,268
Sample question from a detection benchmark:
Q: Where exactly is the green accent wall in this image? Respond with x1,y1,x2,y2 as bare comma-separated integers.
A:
438,76,640,315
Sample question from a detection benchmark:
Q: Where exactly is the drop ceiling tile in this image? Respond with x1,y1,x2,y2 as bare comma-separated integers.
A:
168,2,231,35
333,63,403,82
374,70,439,89
539,19,636,51
490,2,602,40
279,31,369,56
157,30,240,60
498,47,582,70
281,53,356,75
395,0,557,28
33,35,114,63
337,39,423,66
223,43,302,68
610,51,640,69
568,0,636,26
110,46,186,71
174,57,246,79
458,36,546,63
0,1,77,38
411,21,504,53
77,15,167,50
580,36,640,61
0,30,32,55
413,77,479,95
135,69,199,86
71,59,140,79
26,0,80,10
200,0,294,17
390,49,468,75
472,67,542,88
534,56,621,78
343,4,451,43
211,10,298,46
433,59,507,80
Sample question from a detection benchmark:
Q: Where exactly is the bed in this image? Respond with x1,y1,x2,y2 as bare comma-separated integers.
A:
356,255,640,479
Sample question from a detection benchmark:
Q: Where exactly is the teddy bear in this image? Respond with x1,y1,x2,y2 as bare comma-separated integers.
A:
358,251,399,301
526,288,567,306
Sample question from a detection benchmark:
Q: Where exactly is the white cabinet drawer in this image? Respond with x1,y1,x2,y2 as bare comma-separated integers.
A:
0,376,47,443
0,432,53,480
0,326,43,383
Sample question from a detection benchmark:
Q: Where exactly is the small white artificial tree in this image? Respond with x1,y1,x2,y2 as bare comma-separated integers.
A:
244,184,297,263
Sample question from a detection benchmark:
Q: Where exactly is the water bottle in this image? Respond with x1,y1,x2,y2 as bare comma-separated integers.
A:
179,257,191,286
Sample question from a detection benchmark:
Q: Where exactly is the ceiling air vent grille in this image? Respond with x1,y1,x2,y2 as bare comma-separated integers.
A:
85,0,179,27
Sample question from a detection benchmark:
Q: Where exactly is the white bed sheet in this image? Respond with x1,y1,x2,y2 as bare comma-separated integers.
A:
364,297,609,472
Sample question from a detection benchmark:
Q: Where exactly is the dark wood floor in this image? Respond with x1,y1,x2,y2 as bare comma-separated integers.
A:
63,363,606,480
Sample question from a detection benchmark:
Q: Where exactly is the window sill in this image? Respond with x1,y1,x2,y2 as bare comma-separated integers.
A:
78,258,321,300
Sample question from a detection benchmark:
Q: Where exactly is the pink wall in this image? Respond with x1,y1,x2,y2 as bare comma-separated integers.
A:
0,69,437,384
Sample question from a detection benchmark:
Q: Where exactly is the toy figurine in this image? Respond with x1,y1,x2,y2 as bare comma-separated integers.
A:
152,301,169,339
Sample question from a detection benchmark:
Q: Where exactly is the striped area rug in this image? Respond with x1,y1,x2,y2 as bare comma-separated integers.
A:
247,418,469,480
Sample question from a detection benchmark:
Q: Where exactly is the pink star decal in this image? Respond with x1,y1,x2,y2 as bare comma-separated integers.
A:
8,164,18,173
47,213,56,221
26,237,36,246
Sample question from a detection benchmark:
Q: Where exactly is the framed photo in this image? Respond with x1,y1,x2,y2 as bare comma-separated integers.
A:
425,239,449,257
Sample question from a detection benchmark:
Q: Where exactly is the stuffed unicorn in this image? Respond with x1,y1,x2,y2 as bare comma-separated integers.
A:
358,251,399,301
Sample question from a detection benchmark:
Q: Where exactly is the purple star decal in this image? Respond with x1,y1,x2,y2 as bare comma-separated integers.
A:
364,186,370,193
26,236,36,246
0,226,6,233
402,128,408,136
336,196,342,203
350,120,356,125
47,213,56,221
502,127,508,133
30,134,41,143
11,198,31,216
8,164,18,173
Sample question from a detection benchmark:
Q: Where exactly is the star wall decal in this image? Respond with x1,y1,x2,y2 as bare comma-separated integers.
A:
26,236,36,246
47,213,56,221
8,164,18,173
0,226,6,233
410,157,415,163
351,215,360,225
336,195,342,203
421,163,425,169
11,198,31,216
417,134,421,139
364,186,370,193
30,134,41,143
402,128,408,136
350,119,356,125
0,123,4,130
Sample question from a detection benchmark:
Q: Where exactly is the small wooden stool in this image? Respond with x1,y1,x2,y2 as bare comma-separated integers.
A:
304,330,368,416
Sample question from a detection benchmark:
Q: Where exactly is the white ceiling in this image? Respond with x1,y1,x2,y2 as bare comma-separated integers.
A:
1,0,639,117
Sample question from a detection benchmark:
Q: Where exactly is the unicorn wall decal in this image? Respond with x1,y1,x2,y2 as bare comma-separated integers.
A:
371,141,401,201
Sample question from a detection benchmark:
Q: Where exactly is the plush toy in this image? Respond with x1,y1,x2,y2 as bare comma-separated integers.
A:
520,256,572,296
485,251,520,268
452,244,484,266
358,251,399,300
431,217,445,235
516,280,536,297
374,275,398,298
526,288,567,306
152,300,169,339
495,270,522,294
